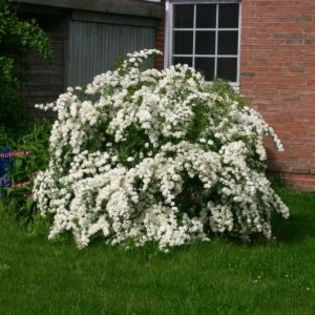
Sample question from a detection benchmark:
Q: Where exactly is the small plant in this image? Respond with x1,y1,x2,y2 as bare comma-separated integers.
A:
34,49,289,251
0,121,51,224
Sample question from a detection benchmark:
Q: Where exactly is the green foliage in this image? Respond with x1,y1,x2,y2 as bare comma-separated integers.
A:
15,120,51,174
187,101,210,142
209,79,247,106
0,0,52,130
0,120,51,225
0,125,15,146
117,126,149,165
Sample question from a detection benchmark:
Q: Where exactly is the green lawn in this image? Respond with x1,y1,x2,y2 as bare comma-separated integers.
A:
0,188,314,315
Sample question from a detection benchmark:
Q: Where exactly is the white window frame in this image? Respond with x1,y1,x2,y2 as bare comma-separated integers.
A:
164,0,242,87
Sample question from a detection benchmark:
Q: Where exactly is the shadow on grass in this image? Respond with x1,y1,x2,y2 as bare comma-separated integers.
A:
272,211,315,244
3,185,313,254
272,187,315,244
41,207,315,254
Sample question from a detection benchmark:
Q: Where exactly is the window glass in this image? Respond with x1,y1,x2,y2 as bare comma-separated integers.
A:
196,4,216,28
196,31,216,54
195,58,215,81
174,4,194,28
218,31,238,55
170,2,240,83
173,57,193,67
174,31,193,54
219,4,239,28
217,58,237,82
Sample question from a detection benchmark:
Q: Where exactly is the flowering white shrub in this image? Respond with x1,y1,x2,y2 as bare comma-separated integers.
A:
34,49,289,251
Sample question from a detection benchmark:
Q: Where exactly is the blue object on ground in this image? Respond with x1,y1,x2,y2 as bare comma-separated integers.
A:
0,147,12,189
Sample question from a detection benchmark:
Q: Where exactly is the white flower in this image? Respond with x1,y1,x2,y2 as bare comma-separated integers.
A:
33,48,289,252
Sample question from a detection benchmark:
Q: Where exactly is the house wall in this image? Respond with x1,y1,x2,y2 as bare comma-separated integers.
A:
19,11,66,118
240,0,315,190
67,13,156,87
155,0,165,69
155,0,315,190
17,2,160,117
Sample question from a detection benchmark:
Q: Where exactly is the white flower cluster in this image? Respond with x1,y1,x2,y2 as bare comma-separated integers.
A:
34,49,289,251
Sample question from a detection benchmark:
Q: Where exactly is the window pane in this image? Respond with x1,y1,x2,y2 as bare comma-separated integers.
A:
218,31,238,55
174,4,194,28
217,58,237,82
219,4,239,28
173,57,193,67
196,4,216,28
174,31,193,54
195,58,215,81
196,31,215,55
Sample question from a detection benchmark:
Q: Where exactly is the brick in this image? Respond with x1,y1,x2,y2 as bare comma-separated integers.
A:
238,0,315,189
241,72,256,77
291,168,310,175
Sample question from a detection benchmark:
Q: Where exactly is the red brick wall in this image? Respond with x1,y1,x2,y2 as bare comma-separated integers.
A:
155,0,165,69
155,0,315,190
240,0,315,190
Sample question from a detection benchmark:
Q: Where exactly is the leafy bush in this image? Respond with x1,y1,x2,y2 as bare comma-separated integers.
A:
0,121,51,224
0,0,52,130
33,49,289,251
